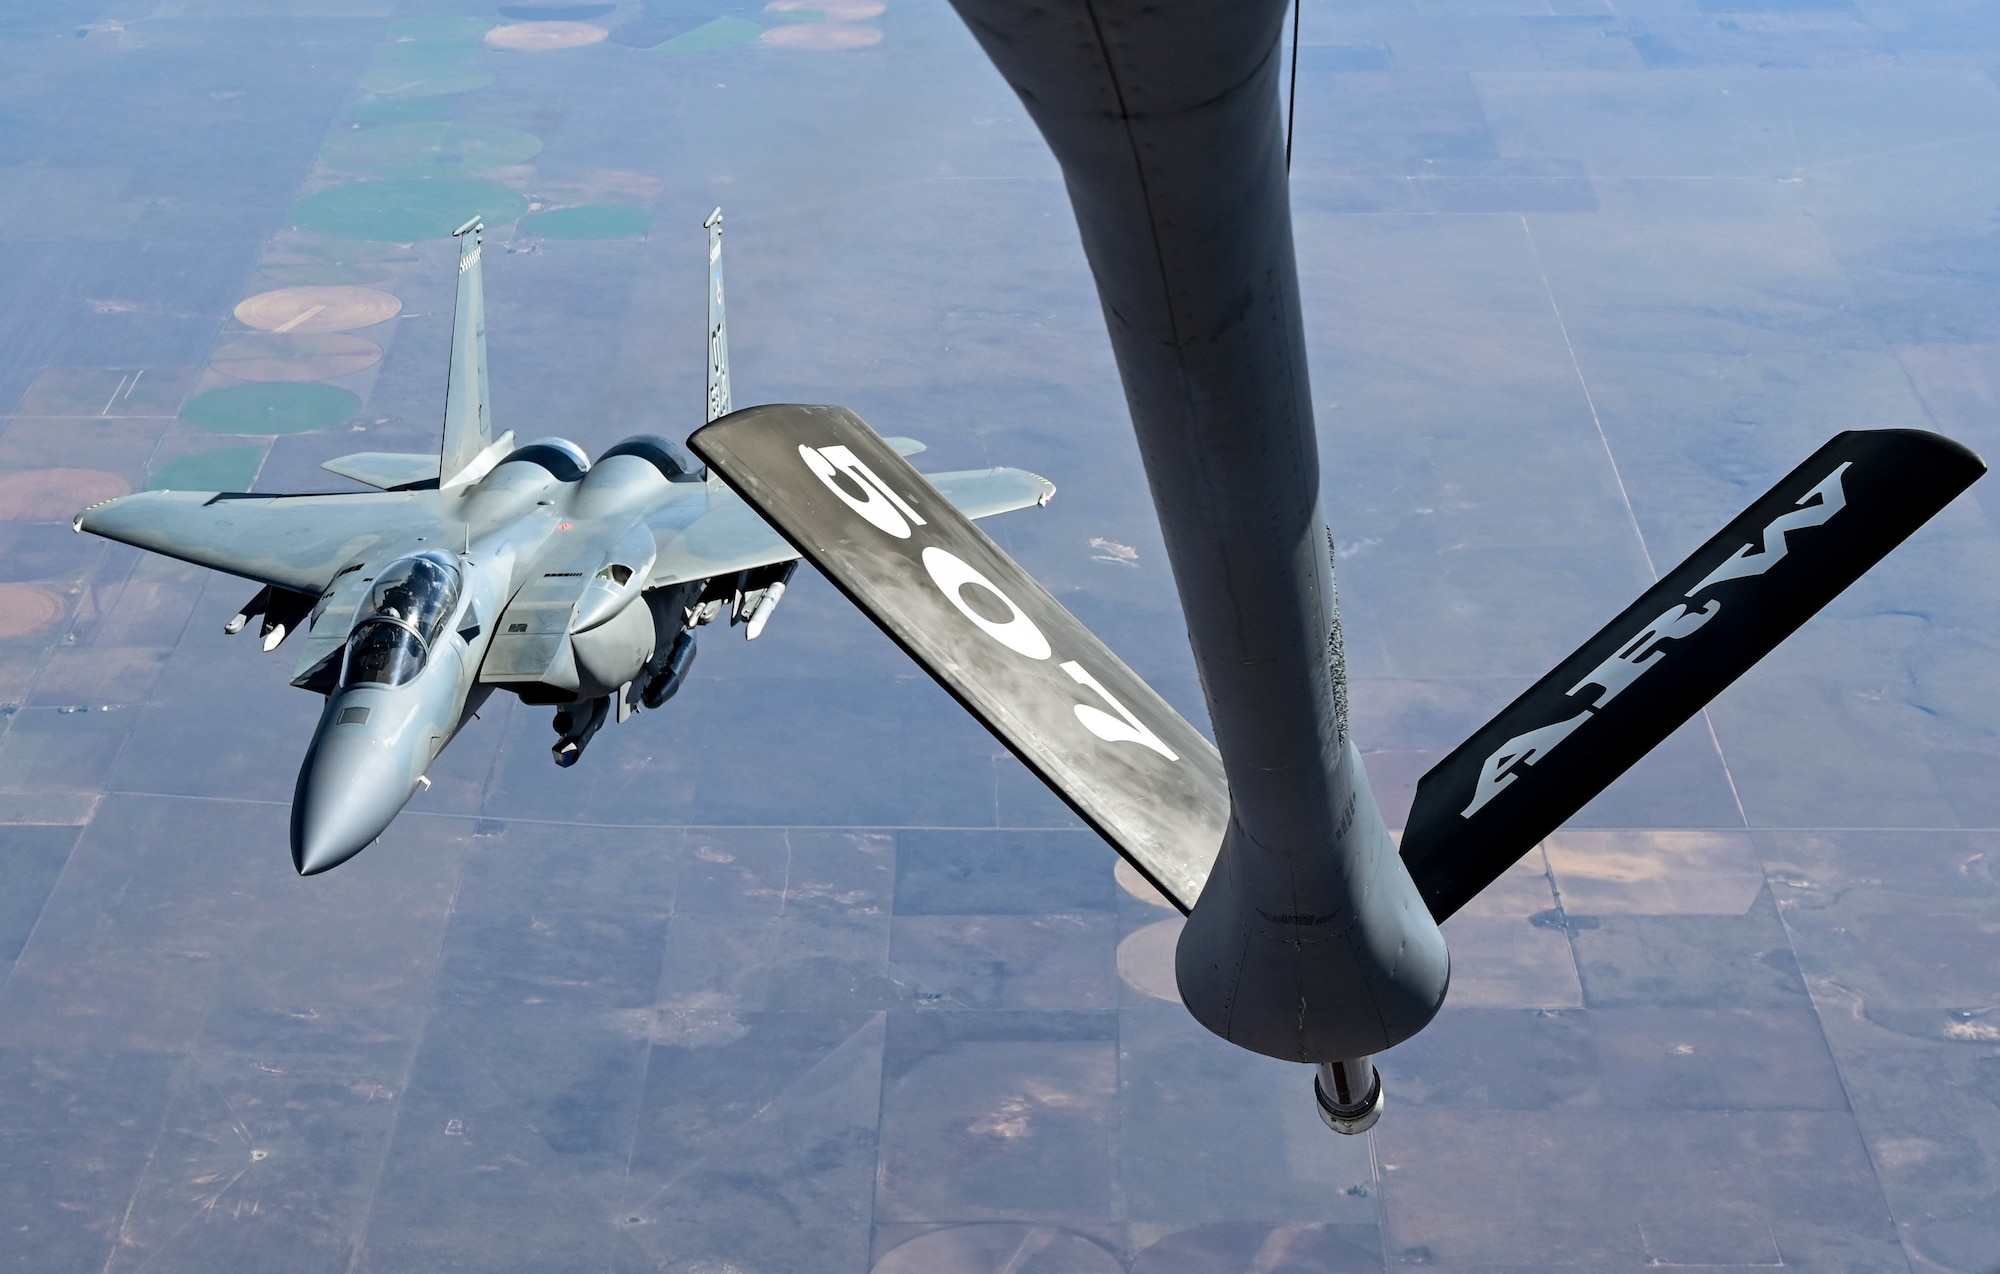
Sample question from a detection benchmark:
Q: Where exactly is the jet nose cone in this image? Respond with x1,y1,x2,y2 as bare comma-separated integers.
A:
291,709,422,875
293,826,359,877
293,793,389,873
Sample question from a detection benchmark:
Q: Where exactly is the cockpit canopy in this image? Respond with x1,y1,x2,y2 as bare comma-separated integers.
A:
341,551,464,688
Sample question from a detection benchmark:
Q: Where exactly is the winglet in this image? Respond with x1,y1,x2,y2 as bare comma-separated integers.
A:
1400,428,1985,922
441,218,492,489
704,208,732,424
690,404,1227,910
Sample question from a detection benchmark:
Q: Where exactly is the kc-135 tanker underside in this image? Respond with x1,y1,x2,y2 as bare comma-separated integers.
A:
693,0,1991,1135
692,399,1984,1134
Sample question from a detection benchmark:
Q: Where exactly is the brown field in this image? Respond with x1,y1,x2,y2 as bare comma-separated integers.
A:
233,286,401,334
0,469,131,523
0,583,69,640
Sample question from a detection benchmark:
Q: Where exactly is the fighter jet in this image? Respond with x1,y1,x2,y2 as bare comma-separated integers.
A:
73,211,1054,876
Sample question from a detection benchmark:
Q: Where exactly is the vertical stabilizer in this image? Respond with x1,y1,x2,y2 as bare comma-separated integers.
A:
704,208,732,424
441,218,492,487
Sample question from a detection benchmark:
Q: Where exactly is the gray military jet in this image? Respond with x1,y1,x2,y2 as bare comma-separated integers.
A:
74,212,1053,875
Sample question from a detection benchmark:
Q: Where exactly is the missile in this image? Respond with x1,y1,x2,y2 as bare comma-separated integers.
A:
225,585,272,635
736,561,798,639
257,588,317,652
743,580,786,639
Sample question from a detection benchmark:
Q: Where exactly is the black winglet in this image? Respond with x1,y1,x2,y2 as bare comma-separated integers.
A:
1401,428,1985,922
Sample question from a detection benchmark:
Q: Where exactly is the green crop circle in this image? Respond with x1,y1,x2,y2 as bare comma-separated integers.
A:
387,16,491,41
324,123,542,178
148,446,268,492
290,179,530,242
181,384,360,435
658,16,763,49
358,62,496,98
523,205,653,240
345,95,458,126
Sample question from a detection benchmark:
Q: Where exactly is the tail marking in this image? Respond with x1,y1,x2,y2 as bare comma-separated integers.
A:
704,208,732,424
441,217,493,488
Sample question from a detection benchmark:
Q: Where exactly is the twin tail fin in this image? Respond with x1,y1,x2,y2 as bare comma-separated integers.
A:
440,218,493,488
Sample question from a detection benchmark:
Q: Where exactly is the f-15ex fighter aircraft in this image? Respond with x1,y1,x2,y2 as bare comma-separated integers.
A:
75,213,1054,874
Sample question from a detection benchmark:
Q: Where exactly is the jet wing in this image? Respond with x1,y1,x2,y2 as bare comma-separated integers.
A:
647,465,1055,585
78,460,1052,598
74,489,445,595
321,452,443,491
691,403,1226,909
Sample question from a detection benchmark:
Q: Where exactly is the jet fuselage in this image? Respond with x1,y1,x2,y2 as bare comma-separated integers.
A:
289,436,730,873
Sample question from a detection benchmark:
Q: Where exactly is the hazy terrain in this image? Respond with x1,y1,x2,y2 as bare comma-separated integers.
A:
0,0,1997,1270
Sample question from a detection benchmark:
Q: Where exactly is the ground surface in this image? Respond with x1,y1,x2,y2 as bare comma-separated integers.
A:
0,0,1997,1271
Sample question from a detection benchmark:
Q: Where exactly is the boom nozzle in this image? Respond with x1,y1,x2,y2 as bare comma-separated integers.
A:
1314,1058,1383,1135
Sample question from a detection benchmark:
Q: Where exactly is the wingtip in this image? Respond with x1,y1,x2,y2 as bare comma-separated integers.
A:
72,494,127,533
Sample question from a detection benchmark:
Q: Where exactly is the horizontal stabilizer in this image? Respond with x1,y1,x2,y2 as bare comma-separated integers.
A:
1401,428,1985,921
690,404,1228,909
322,452,442,491
647,463,1057,586
923,466,1053,520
